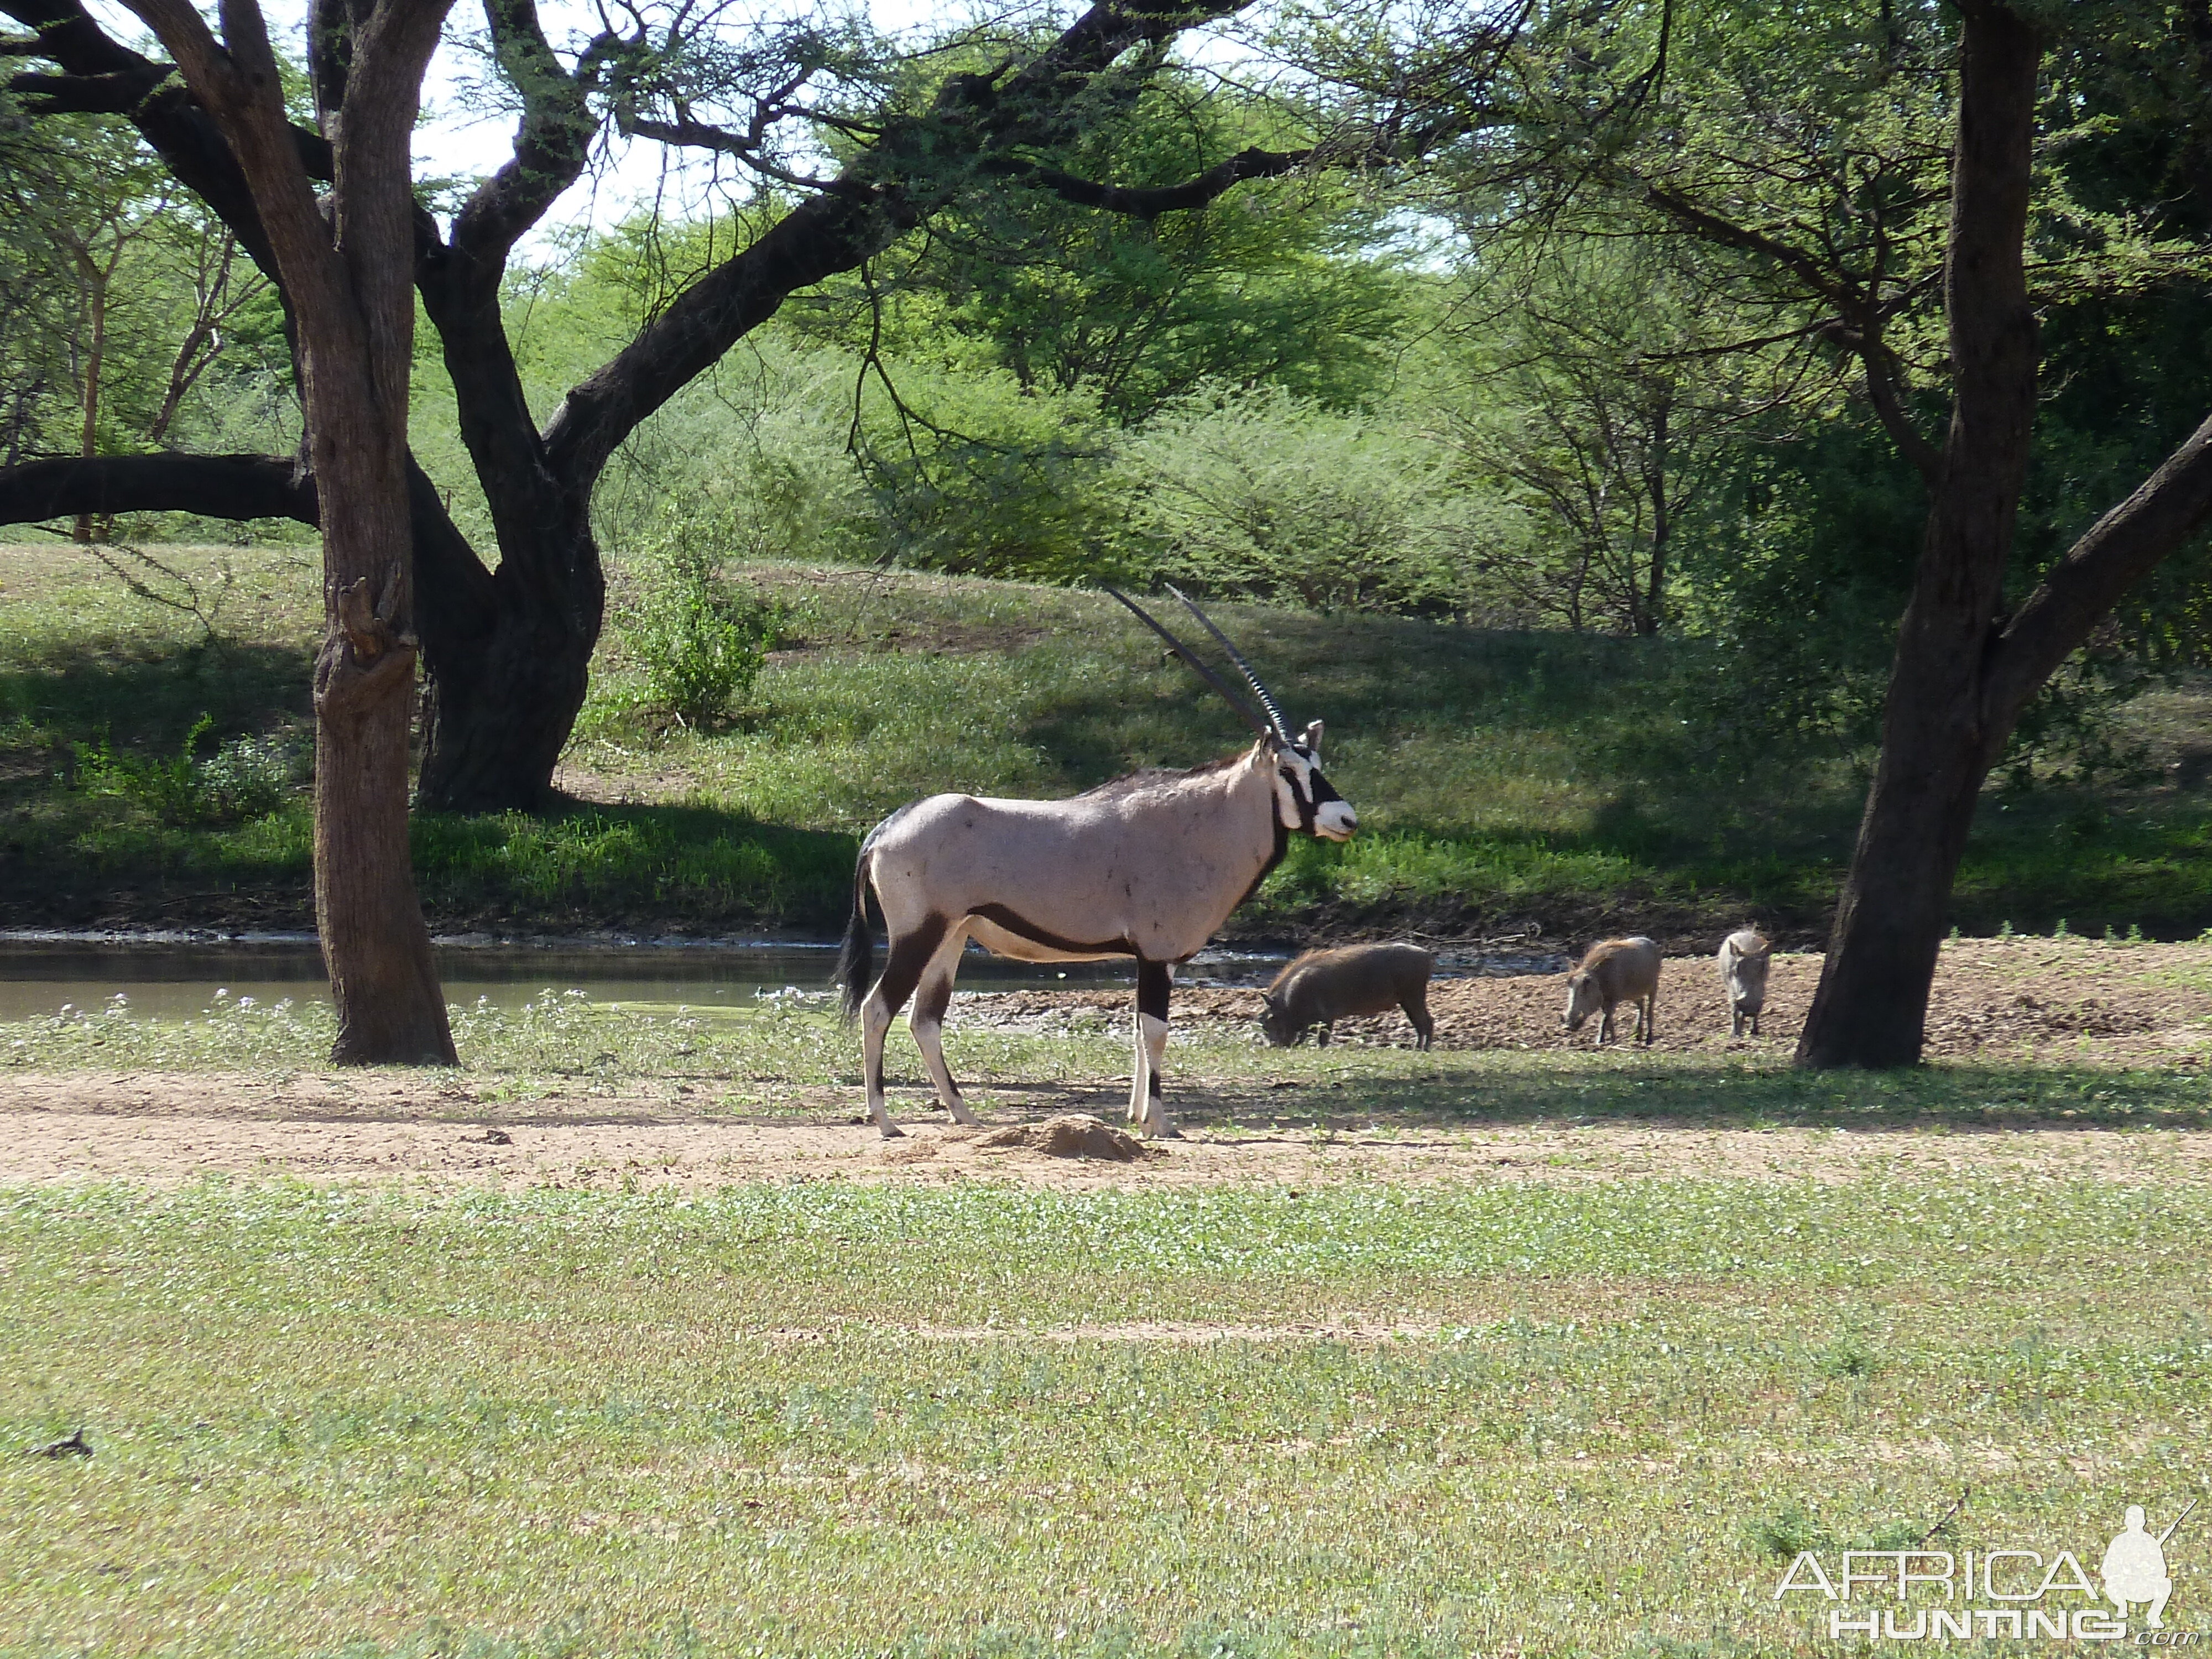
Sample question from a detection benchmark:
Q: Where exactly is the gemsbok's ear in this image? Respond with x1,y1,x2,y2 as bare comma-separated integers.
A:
1301,719,1324,755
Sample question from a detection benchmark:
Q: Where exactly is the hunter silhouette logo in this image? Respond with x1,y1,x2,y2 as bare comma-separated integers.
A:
1772,1498,2199,1642
2104,1501,2196,1631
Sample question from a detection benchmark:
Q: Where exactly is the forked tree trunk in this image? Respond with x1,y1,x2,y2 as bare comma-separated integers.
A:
1795,2,2041,1068
7,0,1316,816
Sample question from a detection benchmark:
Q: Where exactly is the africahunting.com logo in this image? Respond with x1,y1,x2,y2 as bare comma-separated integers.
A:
1773,1500,2198,1643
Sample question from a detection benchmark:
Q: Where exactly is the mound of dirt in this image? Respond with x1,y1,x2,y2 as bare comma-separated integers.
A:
975,1114,1146,1161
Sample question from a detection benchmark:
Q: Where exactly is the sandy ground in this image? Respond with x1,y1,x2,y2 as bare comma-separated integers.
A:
3,939,2208,1191
6,1073,2212,1191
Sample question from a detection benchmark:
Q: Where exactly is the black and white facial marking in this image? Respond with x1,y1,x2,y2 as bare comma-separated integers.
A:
1271,720,1358,842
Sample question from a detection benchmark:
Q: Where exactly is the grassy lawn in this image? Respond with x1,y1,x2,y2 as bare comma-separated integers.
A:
9,987,2212,1131
4,978,2210,1655
4,1167,2208,1657
8,545,2212,940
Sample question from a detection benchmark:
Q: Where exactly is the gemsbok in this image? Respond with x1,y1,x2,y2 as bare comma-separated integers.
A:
837,587,1358,1139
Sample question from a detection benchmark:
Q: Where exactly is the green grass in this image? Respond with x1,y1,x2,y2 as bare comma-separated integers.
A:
9,546,2212,937
8,994,2211,1131
4,1174,2209,1656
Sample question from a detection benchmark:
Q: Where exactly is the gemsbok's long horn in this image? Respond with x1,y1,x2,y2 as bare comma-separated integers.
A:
1165,584,1292,745
1103,587,1276,740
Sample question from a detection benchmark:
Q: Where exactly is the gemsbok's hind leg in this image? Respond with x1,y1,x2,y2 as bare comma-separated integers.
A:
909,925,979,1126
1130,959,1173,1139
860,921,946,1139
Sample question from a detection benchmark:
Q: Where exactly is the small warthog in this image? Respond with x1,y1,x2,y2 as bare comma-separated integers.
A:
1718,928,1771,1036
1260,942,1435,1050
1561,936,1661,1046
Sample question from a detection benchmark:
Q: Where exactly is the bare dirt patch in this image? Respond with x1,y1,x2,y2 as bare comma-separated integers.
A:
958,936,2212,1064
6,1070,2211,1192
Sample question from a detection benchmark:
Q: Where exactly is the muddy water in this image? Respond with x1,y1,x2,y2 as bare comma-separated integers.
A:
0,935,1295,1022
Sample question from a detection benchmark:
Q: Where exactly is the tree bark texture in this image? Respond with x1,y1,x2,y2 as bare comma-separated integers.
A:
119,0,458,1065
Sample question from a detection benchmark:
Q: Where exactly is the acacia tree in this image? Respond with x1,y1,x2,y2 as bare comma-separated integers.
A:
1442,241,1778,634
1339,0,2212,1063
1790,0,2212,1066
0,0,1390,811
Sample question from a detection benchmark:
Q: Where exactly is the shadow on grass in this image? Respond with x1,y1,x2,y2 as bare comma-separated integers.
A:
413,802,859,932
0,638,312,754
1163,1060,2212,1133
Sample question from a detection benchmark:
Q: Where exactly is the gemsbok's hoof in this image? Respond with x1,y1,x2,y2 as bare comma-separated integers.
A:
878,1122,905,1140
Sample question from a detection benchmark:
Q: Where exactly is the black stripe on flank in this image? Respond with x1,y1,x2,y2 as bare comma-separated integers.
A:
869,914,950,1020
972,904,1137,958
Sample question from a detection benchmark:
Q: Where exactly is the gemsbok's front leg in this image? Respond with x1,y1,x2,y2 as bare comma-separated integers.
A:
909,925,980,1126
1130,959,1173,1139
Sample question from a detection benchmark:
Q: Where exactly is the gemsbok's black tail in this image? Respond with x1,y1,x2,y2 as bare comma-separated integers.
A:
836,848,875,1024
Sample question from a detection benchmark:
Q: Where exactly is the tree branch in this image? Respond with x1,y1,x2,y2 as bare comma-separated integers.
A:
448,0,612,267
1644,185,1858,310
1646,185,1944,479
1000,144,1313,220
1984,411,2212,726
5,64,169,109
0,452,316,524
1819,320,1943,482
411,0,615,592
546,0,1259,495
614,108,846,194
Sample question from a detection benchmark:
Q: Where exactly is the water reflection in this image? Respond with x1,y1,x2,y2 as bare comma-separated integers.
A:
0,935,1292,1022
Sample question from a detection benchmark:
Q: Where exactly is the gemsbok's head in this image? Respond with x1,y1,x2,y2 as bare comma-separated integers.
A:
1107,585,1357,843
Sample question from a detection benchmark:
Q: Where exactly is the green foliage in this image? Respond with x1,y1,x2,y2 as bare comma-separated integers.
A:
1120,384,1517,617
849,366,1127,585
76,712,300,827
0,107,281,480
13,551,2212,939
615,526,785,726
787,66,1405,424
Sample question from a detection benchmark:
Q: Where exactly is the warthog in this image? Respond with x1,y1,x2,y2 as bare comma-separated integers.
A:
1561,936,1661,1045
1718,928,1771,1036
1260,942,1435,1050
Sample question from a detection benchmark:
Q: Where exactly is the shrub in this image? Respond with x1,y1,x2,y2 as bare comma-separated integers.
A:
591,347,872,565
1114,383,1526,617
77,714,303,826
618,529,784,726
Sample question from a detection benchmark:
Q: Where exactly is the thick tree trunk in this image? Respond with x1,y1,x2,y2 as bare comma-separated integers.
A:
1796,1,2041,1069
416,516,601,811
312,562,455,1063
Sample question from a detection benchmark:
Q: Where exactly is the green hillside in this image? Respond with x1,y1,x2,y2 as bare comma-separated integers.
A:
6,544,2211,944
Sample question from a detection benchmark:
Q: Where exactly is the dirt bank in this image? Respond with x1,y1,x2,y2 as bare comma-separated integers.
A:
962,937,2212,1064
